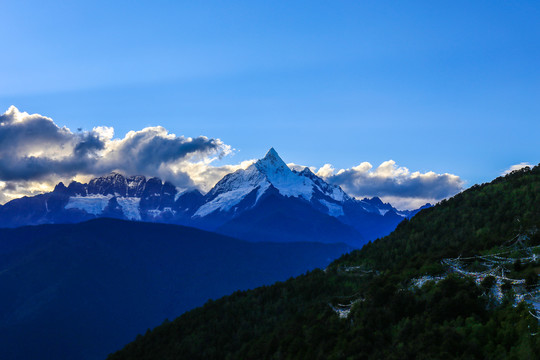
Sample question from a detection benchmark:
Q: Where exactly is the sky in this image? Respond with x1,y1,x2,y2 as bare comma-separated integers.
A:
0,1,539,209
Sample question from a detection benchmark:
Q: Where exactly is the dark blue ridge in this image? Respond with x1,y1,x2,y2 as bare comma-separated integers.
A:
0,218,351,360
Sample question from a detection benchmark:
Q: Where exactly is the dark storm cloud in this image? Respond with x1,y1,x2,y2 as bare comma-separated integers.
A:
0,155,89,181
2,182,17,191
73,132,106,157
0,108,73,147
96,126,224,177
0,106,229,183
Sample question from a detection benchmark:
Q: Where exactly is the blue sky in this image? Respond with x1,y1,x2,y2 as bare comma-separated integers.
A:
1,1,539,207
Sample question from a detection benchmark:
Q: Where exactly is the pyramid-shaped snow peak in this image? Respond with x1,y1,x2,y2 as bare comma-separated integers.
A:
251,148,312,199
255,147,290,175
193,148,353,218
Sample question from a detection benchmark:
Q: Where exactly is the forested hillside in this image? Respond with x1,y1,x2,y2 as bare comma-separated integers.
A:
108,165,540,360
339,165,540,275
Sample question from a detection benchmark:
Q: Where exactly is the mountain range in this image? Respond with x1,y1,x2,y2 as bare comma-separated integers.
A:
0,148,428,247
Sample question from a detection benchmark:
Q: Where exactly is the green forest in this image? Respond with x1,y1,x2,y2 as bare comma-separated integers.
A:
108,165,540,360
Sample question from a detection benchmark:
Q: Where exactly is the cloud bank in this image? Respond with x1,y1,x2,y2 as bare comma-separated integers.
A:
0,106,235,203
0,106,229,182
311,160,464,209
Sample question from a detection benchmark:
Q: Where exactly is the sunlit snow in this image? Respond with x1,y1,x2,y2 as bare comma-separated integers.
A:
194,148,353,217
194,165,269,217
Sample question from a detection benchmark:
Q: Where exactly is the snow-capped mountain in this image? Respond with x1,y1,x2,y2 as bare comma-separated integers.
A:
0,148,429,247
0,173,194,228
194,148,349,219
191,148,423,243
58,173,180,221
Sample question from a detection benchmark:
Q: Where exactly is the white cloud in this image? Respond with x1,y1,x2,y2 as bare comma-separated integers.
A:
502,162,533,175
284,160,462,209
0,106,230,180
0,106,233,203
0,177,63,204
315,163,336,178
168,158,256,192
317,160,464,209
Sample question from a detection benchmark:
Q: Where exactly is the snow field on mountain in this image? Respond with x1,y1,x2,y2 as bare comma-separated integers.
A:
194,187,257,217
66,195,113,215
116,197,142,220
320,199,344,217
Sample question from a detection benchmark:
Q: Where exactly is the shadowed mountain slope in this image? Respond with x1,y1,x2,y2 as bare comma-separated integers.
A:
0,219,350,360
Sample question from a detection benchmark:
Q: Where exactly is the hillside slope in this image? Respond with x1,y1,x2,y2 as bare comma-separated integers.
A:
108,165,540,360
0,219,350,360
